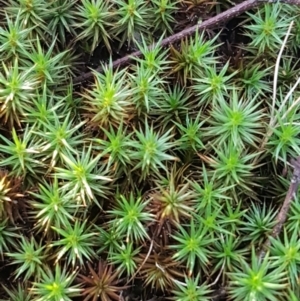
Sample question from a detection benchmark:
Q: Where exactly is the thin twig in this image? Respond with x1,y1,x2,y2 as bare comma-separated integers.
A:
271,21,294,125
277,67,300,119
73,0,300,85
252,19,295,166
208,261,226,288
259,156,300,260
125,239,154,286
280,94,300,121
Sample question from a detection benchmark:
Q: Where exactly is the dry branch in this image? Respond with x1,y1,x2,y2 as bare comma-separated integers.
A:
259,156,300,260
73,0,300,85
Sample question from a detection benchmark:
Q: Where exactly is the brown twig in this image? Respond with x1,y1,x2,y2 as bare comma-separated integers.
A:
73,0,300,85
259,156,300,260
212,155,300,298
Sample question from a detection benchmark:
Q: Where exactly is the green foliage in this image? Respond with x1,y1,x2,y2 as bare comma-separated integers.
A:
48,0,77,45
93,123,133,176
191,165,232,212
241,204,277,245
0,126,43,178
204,90,265,148
287,194,300,233
0,59,39,127
1,283,32,301
131,121,178,179
151,0,178,35
81,62,133,128
22,37,70,85
290,11,300,52
108,192,154,243
221,199,247,233
170,30,219,85
174,113,205,153
51,219,97,267
228,248,287,301
131,35,171,75
22,84,65,129
286,288,300,301
0,1,299,300
170,218,212,276
211,233,248,279
209,142,258,199
5,0,49,39
75,0,114,53
192,61,237,105
0,12,33,61
35,111,86,168
0,219,20,260
238,62,272,98
109,242,140,278
95,225,123,255
245,3,292,54
54,145,112,207
270,229,300,290
130,63,165,114
171,275,211,301
31,264,82,301
268,119,300,164
198,204,231,238
7,236,46,281
277,57,300,85
113,0,152,48
30,177,80,233
150,85,190,127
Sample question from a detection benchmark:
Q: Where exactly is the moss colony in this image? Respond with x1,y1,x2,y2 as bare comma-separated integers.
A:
0,0,300,300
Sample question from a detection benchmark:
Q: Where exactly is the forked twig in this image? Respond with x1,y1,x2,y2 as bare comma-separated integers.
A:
259,156,300,260
73,0,300,85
